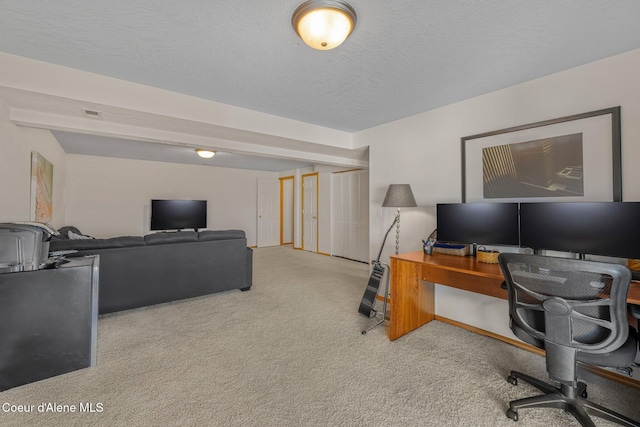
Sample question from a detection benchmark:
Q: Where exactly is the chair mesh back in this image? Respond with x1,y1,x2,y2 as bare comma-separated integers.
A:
498,254,631,354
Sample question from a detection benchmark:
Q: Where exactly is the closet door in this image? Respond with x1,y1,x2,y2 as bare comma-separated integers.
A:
331,170,369,262
280,176,294,245
331,173,346,258
302,173,318,253
356,172,369,262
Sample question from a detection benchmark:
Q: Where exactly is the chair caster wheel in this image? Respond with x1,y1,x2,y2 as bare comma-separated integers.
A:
581,390,587,399
361,330,366,335
507,375,518,386
506,408,519,421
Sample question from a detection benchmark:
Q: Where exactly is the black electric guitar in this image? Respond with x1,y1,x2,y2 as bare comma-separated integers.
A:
358,262,386,317
358,215,399,318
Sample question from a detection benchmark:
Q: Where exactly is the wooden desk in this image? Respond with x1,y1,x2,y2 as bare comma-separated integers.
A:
389,251,640,341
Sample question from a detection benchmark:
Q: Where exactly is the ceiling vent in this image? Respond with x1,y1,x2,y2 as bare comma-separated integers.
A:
83,109,101,119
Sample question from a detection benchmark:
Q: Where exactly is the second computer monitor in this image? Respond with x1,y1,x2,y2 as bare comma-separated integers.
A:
520,202,640,259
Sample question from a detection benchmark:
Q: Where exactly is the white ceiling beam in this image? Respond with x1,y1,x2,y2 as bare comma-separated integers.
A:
10,108,367,169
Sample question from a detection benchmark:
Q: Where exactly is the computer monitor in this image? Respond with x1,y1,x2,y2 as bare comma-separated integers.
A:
520,202,640,259
436,203,520,246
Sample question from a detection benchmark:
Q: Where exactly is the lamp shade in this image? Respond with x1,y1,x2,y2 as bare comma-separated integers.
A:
382,184,417,208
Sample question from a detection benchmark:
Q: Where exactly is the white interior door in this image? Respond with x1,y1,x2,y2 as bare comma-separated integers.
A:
331,173,345,258
302,173,318,252
257,178,280,247
331,170,369,262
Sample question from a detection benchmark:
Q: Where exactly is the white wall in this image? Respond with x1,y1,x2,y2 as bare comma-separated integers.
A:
355,47,640,337
0,100,67,227
64,154,278,244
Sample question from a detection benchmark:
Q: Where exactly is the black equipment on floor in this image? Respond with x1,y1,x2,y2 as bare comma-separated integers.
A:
358,213,399,334
358,262,385,318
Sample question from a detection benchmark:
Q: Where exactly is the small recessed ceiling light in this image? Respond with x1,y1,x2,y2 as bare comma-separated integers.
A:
196,149,215,159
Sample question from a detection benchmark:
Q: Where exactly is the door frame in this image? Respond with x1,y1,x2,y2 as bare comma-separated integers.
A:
279,176,294,245
301,172,319,253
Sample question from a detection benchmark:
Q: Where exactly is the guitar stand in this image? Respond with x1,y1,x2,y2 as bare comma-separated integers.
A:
361,263,390,335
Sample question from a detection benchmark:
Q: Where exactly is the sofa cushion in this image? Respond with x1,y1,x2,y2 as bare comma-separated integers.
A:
50,236,145,251
198,230,245,241
144,231,198,245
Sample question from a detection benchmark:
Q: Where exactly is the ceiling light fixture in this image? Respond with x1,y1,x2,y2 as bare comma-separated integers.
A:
196,149,215,159
292,0,357,50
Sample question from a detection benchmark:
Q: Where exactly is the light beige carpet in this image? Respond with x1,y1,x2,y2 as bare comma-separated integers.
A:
0,246,638,426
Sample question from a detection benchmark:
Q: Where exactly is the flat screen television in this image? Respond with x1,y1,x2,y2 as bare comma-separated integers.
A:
436,203,520,246
520,202,640,259
150,199,207,231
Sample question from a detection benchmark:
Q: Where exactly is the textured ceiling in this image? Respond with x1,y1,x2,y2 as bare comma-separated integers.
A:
1,1,640,170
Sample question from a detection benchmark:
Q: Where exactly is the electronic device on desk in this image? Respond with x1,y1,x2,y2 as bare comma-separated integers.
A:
436,203,520,255
432,242,470,256
520,202,640,260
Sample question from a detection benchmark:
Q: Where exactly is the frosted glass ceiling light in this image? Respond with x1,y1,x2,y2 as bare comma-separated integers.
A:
196,149,215,159
292,0,357,50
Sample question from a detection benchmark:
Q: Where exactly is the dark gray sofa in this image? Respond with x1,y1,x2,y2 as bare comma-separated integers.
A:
49,230,252,315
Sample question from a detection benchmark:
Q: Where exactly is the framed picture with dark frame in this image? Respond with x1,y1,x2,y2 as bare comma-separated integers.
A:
461,107,621,203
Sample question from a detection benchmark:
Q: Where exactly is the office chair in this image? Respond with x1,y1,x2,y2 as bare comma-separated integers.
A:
630,304,640,332
498,253,640,427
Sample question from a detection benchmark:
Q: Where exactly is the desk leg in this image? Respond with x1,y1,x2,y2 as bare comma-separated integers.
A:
389,259,435,340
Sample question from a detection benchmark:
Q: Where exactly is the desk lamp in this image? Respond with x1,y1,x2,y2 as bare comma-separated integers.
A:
382,184,417,255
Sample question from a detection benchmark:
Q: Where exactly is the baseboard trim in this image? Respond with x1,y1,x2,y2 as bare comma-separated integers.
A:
435,316,544,356
375,294,392,304
434,315,640,390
